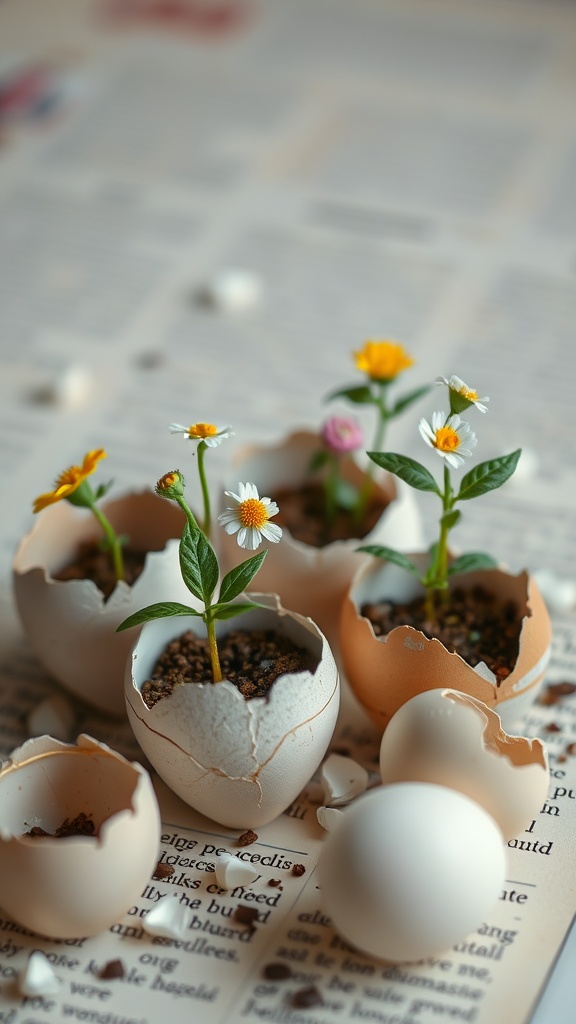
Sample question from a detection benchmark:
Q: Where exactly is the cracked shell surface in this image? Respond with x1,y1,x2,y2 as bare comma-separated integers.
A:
0,734,160,939
125,596,340,828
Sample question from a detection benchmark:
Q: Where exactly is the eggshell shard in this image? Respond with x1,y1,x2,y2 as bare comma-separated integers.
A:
318,783,506,963
379,689,549,842
219,431,423,653
316,806,344,831
125,595,340,828
215,853,259,889
320,753,369,806
143,899,190,940
19,951,61,997
12,490,191,715
0,734,161,939
340,555,552,733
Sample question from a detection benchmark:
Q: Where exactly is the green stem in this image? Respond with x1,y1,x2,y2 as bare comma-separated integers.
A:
356,382,390,522
325,455,338,524
173,491,222,684
424,463,453,622
197,441,211,537
90,504,124,582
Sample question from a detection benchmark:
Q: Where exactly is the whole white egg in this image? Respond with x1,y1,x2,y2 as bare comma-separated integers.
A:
379,688,549,842
318,783,506,963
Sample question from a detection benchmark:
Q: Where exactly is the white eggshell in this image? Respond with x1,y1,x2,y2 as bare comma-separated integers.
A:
318,783,506,963
143,898,190,940
13,490,191,715
320,753,369,806
125,595,339,828
219,431,423,653
0,734,160,939
379,689,549,842
19,951,62,996
215,853,259,889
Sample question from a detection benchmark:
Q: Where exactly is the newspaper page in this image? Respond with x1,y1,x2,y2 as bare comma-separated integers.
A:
1,0,576,1021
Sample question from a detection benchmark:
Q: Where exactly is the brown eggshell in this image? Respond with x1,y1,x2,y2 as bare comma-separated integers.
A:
340,555,552,734
125,594,340,828
13,490,190,715
0,734,160,939
219,430,423,653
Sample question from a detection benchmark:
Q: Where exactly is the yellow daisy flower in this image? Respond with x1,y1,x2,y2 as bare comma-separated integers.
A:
33,449,107,513
354,340,414,382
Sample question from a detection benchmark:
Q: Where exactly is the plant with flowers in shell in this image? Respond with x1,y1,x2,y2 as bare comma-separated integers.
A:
32,448,125,582
358,375,521,621
118,422,282,683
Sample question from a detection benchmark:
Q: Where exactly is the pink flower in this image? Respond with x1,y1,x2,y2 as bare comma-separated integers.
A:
321,416,363,455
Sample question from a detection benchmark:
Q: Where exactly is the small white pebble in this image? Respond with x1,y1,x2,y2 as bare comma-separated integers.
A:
19,951,61,997
143,898,190,940
28,695,75,741
317,806,344,831
214,852,259,889
320,753,369,806
533,569,576,614
197,268,262,312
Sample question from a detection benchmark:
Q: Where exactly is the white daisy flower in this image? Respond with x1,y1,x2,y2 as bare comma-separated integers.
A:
169,422,234,447
419,412,477,469
436,376,489,414
218,482,283,550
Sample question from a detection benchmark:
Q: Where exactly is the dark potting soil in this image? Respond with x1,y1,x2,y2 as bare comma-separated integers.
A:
361,584,522,684
271,481,388,548
25,812,97,838
141,628,316,707
54,542,147,601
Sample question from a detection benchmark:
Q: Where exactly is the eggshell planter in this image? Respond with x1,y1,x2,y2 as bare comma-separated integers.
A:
13,490,190,716
219,430,423,653
0,734,160,939
125,595,340,828
340,555,552,734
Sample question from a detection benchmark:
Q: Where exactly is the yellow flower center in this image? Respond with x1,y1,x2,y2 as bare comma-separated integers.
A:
55,465,83,489
434,426,460,452
157,471,178,491
458,385,478,400
188,423,218,439
354,340,414,381
238,498,268,529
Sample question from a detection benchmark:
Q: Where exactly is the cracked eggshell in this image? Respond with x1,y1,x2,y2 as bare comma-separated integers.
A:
219,431,422,654
379,689,549,841
125,595,340,828
0,734,160,939
13,490,190,715
340,554,551,734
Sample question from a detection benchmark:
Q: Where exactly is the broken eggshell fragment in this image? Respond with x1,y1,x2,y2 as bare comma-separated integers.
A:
379,689,549,842
125,595,340,829
0,734,160,939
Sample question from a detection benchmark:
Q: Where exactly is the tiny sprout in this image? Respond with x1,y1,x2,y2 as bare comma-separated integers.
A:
358,375,521,622
118,471,281,684
32,449,125,582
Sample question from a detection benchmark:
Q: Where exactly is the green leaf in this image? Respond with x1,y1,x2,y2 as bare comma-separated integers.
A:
357,545,421,577
457,449,521,501
116,601,200,632
326,384,374,405
389,384,432,417
448,552,499,576
308,449,329,473
367,452,441,494
179,521,219,605
211,601,260,621
441,509,461,529
218,551,267,605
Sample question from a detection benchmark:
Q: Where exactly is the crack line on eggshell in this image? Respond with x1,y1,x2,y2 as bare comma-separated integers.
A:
253,677,339,775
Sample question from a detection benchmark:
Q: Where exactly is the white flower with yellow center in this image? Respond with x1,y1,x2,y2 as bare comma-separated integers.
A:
436,376,489,414
419,412,477,469
218,482,282,550
170,422,234,447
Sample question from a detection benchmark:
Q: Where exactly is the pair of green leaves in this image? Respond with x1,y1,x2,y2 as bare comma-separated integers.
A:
117,522,266,632
327,383,431,419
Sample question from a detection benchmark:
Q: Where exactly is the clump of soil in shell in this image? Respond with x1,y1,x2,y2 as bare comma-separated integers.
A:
141,627,316,707
24,812,97,838
362,585,522,684
271,482,388,548
54,542,148,601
